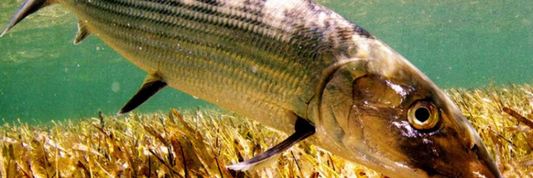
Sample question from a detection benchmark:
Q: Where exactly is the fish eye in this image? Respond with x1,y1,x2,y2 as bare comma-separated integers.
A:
408,101,439,130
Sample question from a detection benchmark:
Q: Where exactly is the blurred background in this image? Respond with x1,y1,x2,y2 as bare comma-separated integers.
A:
0,0,531,123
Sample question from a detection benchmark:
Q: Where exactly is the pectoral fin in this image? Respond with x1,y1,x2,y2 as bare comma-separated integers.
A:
117,74,167,115
226,117,315,171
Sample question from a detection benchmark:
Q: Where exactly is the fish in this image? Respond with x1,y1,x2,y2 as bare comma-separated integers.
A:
2,0,502,177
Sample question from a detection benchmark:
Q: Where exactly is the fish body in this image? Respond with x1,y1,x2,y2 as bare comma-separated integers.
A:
66,0,364,134
2,0,502,177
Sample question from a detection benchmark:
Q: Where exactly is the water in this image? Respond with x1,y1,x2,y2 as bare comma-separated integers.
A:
0,0,532,123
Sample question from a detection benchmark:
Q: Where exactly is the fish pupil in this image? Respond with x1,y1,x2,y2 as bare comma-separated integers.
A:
415,107,431,123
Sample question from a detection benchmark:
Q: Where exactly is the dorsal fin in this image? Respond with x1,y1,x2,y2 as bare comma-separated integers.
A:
73,21,91,44
117,74,167,115
1,0,52,37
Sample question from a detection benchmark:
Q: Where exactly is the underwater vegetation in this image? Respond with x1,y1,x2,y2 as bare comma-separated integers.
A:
0,84,532,178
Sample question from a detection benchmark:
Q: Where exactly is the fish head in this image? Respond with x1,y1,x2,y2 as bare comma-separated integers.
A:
316,40,501,178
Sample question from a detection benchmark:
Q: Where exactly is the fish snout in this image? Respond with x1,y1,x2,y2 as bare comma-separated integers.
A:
466,142,502,178
437,107,502,178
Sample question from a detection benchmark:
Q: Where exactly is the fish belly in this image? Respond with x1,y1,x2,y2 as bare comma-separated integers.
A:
61,0,360,132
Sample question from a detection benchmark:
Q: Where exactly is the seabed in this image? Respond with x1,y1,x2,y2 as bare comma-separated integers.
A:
1,84,532,178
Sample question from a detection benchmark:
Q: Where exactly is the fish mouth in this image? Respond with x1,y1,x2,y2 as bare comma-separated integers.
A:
425,95,502,178
314,61,503,178
462,118,502,178
373,111,502,178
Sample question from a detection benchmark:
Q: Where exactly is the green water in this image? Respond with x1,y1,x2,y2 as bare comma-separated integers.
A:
0,0,532,123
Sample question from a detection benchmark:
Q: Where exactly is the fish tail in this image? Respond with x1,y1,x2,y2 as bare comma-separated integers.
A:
1,0,55,37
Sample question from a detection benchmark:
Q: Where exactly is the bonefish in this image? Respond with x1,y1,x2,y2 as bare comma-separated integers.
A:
2,0,502,177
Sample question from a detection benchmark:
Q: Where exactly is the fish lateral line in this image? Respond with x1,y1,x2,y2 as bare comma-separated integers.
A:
1,0,503,177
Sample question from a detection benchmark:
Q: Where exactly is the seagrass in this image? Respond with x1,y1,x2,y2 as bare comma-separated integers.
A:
0,84,532,178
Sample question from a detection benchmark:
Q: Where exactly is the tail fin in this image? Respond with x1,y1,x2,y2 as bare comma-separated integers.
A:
1,0,53,37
